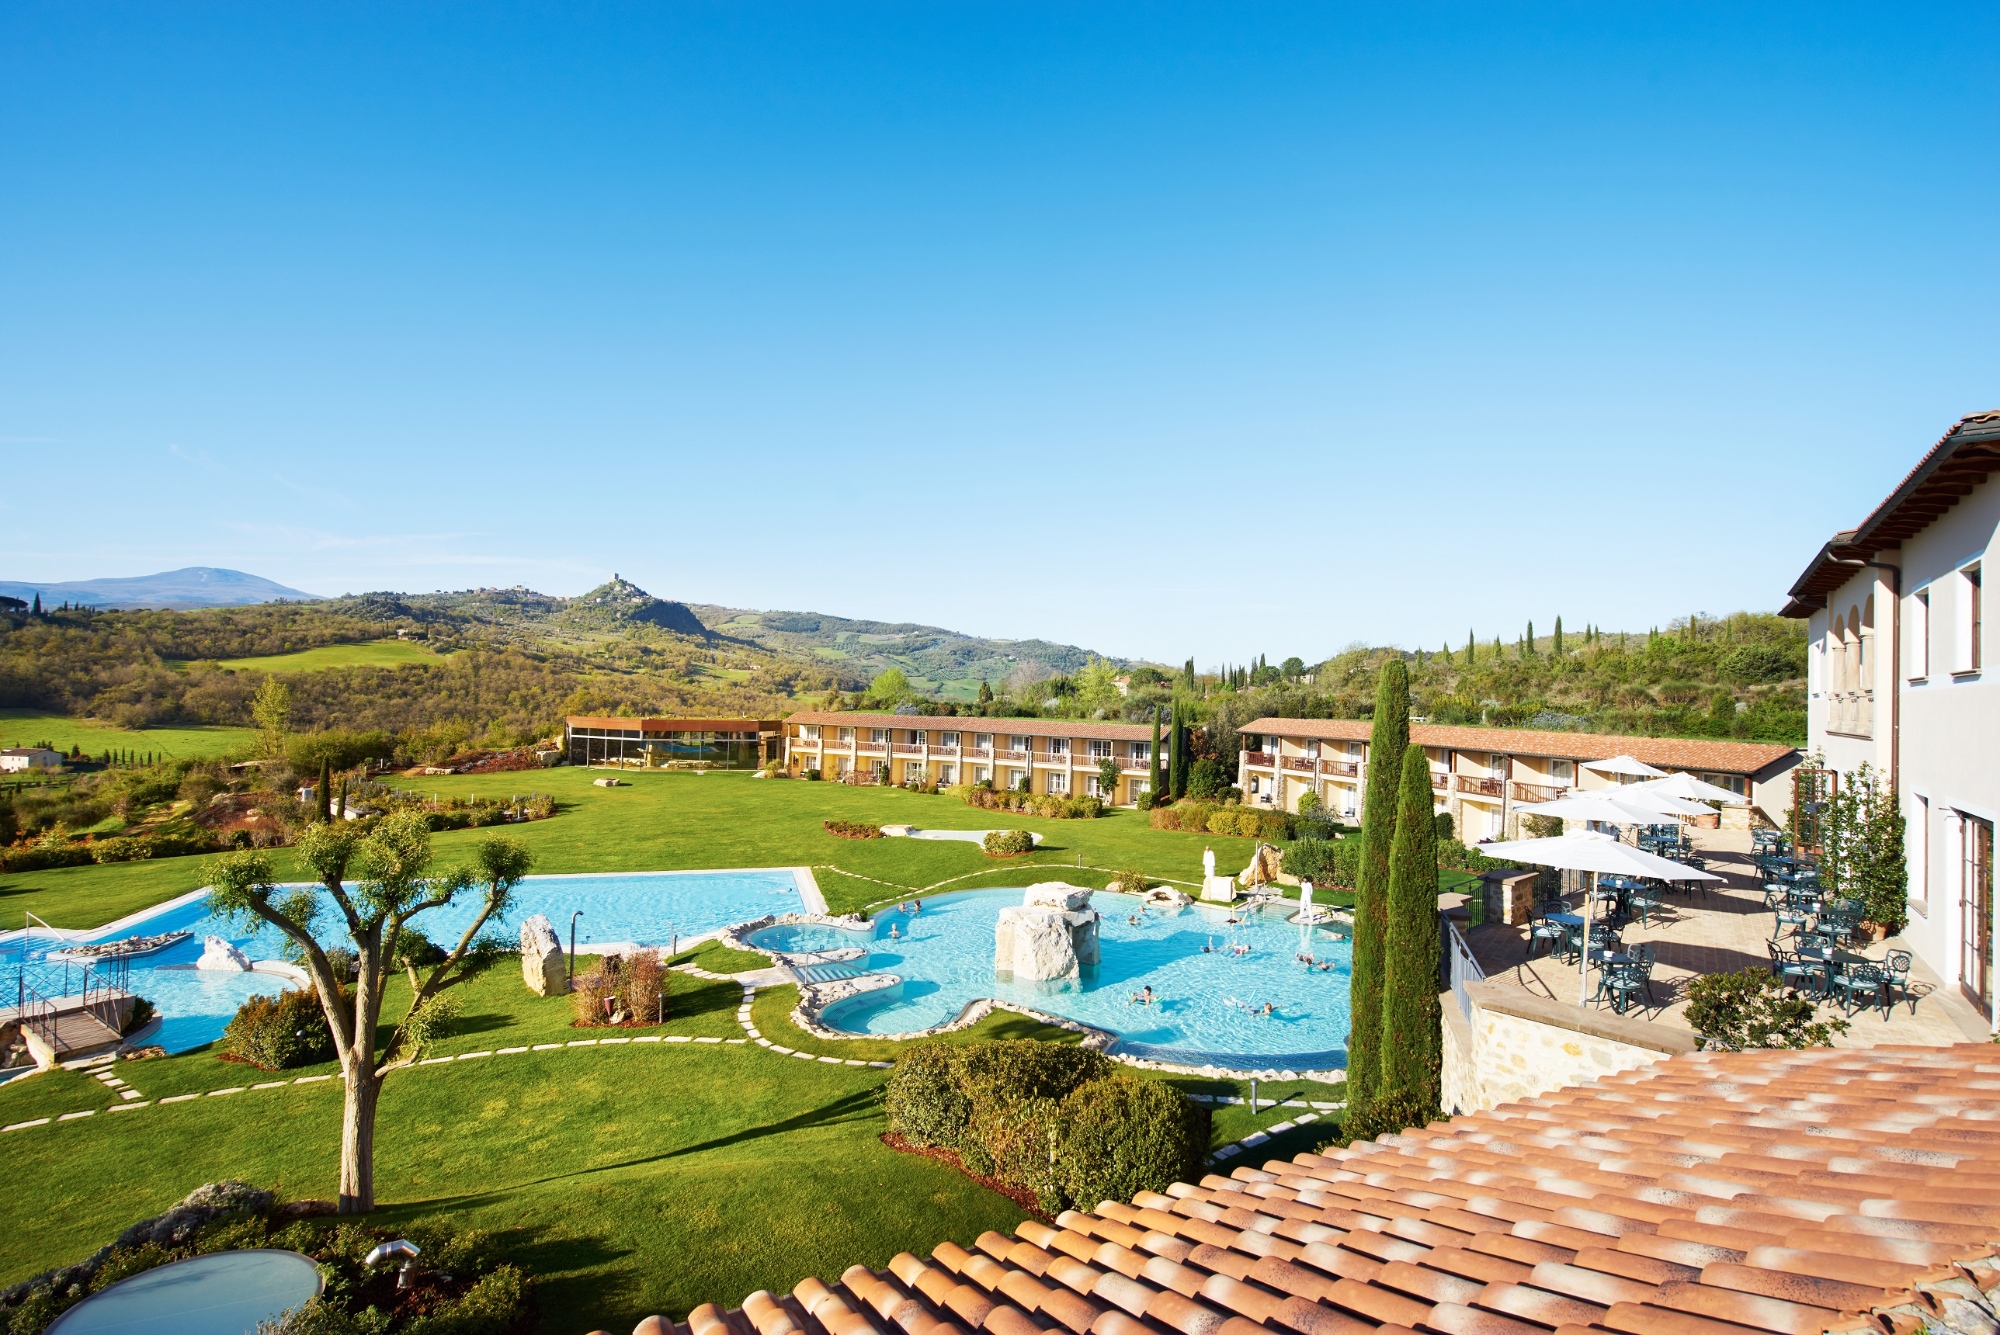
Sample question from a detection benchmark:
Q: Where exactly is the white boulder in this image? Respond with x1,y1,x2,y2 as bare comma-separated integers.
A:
1023,882,1093,911
519,914,566,996
1200,876,1237,903
1142,886,1192,908
196,936,252,972
995,906,1079,980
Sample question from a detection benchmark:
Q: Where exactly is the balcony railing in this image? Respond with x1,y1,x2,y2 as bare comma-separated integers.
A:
855,744,886,756
1285,757,1318,772
999,750,1030,762
891,744,924,757
1430,772,1449,791
1084,749,1115,763
796,734,822,745
1244,751,1275,767
967,748,993,760
1321,760,1360,778
1510,781,1568,804
1036,752,1071,765
1828,690,1874,739
931,746,960,759
1456,775,1505,798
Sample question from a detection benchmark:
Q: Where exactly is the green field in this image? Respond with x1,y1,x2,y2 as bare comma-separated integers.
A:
0,946,1338,1329
204,638,442,672
0,769,1280,930
0,709,257,762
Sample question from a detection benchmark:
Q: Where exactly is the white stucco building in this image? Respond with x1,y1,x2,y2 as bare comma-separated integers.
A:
1783,408,2000,1026
0,747,63,773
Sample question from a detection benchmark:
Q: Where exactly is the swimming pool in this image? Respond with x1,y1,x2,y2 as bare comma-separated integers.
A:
812,889,1353,1070
7,868,806,1054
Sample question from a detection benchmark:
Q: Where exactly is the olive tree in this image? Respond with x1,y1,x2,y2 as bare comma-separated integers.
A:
207,812,533,1213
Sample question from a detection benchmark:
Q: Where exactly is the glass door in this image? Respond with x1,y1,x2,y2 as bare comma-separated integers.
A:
1964,816,1994,1015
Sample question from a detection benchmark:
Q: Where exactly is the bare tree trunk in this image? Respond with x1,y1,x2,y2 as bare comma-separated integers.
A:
338,1058,381,1213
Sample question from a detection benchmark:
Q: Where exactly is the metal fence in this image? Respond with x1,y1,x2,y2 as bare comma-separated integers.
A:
1444,915,1485,1021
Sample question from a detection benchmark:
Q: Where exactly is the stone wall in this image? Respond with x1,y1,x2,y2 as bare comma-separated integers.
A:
1443,980,1696,1113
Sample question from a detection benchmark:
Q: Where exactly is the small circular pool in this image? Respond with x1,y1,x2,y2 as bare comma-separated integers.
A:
812,889,1352,1070
47,1248,322,1333
745,922,872,954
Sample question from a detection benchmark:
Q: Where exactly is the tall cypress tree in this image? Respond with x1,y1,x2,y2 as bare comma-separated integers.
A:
1553,616,1564,656
1347,658,1409,1129
1379,742,1442,1127
317,757,333,824
1149,705,1162,803
1525,621,1536,656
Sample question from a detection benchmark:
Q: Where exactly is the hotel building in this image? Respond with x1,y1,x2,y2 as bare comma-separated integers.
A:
781,711,1158,805
1236,717,1800,840
564,717,782,770
1783,408,2000,1024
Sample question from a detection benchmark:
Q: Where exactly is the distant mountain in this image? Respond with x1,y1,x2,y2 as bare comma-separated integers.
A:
0,567,321,610
691,604,1125,698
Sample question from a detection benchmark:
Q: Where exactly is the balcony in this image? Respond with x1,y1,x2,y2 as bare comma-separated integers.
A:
795,734,822,746
891,744,924,757
1828,690,1874,739
855,744,886,756
1430,772,1449,791
931,746,960,759
1284,757,1318,772
1035,752,1072,765
999,749,1030,762
1455,775,1505,798
1321,760,1360,778
967,747,993,760
1244,751,1276,767
1510,781,1569,804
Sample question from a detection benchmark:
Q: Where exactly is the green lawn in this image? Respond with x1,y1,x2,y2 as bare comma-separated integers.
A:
0,709,257,762
203,639,442,672
0,951,1335,1331
1,769,1271,929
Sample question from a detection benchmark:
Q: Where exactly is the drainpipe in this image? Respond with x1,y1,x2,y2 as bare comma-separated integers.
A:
1832,559,1902,791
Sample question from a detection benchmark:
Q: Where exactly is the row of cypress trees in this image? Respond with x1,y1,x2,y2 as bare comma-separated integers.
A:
1343,659,1444,1141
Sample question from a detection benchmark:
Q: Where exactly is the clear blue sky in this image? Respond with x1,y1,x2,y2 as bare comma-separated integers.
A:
4,3,1995,666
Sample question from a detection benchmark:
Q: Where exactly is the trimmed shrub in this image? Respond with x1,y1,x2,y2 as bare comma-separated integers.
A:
884,1042,974,1148
1204,809,1238,836
1282,837,1338,883
1054,1074,1209,1210
1187,757,1227,799
221,987,335,1070
983,829,1034,856
823,820,882,839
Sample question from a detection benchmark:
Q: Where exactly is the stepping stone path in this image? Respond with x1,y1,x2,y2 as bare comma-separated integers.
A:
0,963,893,1135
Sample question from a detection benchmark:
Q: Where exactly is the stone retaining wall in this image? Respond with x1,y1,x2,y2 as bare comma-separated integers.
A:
1442,980,1696,1113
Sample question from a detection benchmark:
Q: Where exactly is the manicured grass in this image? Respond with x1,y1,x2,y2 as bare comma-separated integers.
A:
0,709,256,762
204,639,442,673
3,770,1267,929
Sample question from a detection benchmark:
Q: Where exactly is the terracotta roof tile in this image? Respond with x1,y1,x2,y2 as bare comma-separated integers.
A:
1237,718,1798,777
688,1046,2000,1335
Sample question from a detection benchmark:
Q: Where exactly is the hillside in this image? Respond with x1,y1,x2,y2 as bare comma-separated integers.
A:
0,567,320,609
692,604,1120,698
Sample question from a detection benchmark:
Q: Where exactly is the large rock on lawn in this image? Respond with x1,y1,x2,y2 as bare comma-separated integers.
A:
520,914,566,996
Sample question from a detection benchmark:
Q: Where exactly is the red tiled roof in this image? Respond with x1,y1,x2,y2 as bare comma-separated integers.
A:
1783,409,2000,617
638,1044,2000,1335
787,711,1159,743
1237,720,1798,779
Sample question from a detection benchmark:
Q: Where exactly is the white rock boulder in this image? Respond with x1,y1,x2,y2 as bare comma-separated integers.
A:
519,913,566,996
196,936,252,972
1023,882,1093,912
995,906,1079,981
1142,886,1192,908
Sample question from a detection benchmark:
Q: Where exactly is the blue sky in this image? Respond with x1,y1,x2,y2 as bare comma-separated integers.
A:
3,3,1995,666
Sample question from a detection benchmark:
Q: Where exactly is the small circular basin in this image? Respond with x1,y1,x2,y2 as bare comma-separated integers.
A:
47,1248,323,1334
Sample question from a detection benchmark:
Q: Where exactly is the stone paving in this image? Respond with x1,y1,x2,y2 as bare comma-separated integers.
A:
1462,827,1987,1048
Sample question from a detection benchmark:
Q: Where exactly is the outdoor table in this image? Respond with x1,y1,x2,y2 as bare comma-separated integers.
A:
1797,946,1874,998
1548,912,1585,962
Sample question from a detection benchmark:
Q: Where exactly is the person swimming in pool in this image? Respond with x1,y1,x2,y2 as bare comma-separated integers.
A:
1259,1002,1275,1017
1129,985,1156,1006
889,923,900,940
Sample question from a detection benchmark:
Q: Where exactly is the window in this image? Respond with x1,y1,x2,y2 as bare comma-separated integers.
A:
1007,768,1026,789
1969,565,1984,672
908,730,926,745
1913,589,1930,680
1699,772,1747,798
1009,735,1031,753
1129,741,1151,761
1961,814,1993,1013
1551,760,1575,784
905,762,926,784
837,727,854,743
938,764,956,785
870,729,889,744
1913,795,1930,915
1048,738,1069,756
1489,754,1508,779
1088,740,1113,759
972,766,989,785
801,725,820,741
940,731,960,748
1249,776,1263,795
1085,775,1111,799
975,733,993,750
1046,771,1068,794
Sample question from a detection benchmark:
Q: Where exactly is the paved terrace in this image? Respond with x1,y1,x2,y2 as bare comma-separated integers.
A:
1461,827,1990,1049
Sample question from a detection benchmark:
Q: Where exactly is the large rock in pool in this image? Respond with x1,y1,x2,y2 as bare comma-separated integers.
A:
1022,882,1093,911
196,936,252,972
994,906,1079,981
520,914,566,996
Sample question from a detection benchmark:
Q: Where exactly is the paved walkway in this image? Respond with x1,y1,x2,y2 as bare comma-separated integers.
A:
1463,827,1987,1048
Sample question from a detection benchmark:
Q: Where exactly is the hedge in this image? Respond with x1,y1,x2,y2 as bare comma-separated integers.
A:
949,785,1106,820
1147,802,1292,840
221,987,336,1070
884,1040,1206,1211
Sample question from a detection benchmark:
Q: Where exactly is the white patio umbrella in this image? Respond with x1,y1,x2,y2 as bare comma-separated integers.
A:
1514,792,1706,825
1582,754,1669,780
1478,830,1722,1003
1631,771,1745,805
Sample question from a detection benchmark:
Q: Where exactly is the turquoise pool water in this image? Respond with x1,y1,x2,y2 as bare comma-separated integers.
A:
745,922,870,954
7,869,804,1053
813,889,1353,1069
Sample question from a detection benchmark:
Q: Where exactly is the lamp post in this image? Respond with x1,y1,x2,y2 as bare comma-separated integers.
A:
569,910,584,988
